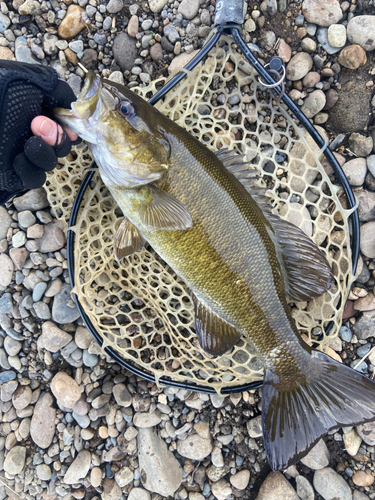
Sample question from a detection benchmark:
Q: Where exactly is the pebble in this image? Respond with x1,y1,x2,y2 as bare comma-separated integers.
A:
360,221,375,258
343,428,362,456
12,385,32,409
128,489,151,500
30,392,56,448
347,15,375,52
257,472,299,500
352,471,374,487
113,33,137,71
102,478,122,500
91,467,102,487
300,439,329,469
37,321,73,352
168,50,199,73
349,133,373,157
0,293,13,314
149,0,168,13
0,12,10,33
36,464,52,481
286,52,313,81
52,283,80,324
0,371,16,383
229,469,250,490
106,0,123,14
316,27,341,55
57,5,86,40
0,207,12,240
13,188,48,211
327,24,346,48
113,383,132,407
127,15,138,37
342,158,367,187
18,210,36,228
39,223,65,253
211,479,232,500
3,446,26,475
357,421,375,446
338,45,367,70
32,281,48,302
247,415,262,438
0,253,13,287
300,90,326,118
302,0,343,27
295,476,314,500
12,231,26,248
51,371,81,408
138,427,182,496
313,467,352,500
115,466,134,487
133,411,161,428
64,449,91,484
177,433,213,460
178,0,199,20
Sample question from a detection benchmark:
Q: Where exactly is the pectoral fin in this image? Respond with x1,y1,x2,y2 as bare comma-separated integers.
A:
113,217,147,261
138,185,193,231
193,295,241,356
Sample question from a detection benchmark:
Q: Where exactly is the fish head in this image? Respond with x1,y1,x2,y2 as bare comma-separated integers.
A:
54,72,171,187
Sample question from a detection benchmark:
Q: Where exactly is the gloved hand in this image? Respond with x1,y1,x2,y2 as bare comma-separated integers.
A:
0,60,79,205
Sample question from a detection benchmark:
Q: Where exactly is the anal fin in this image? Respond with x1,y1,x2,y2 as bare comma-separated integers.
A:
114,217,146,261
193,295,241,356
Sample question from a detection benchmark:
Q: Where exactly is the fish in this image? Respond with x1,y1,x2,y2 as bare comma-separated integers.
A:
55,71,375,471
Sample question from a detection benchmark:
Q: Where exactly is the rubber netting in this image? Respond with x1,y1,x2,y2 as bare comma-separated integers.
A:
45,36,354,393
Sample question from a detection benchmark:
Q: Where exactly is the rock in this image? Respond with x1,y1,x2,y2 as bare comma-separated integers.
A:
211,479,232,500
91,467,102,487
0,254,13,287
247,415,262,438
347,15,375,51
80,48,97,69
45,278,62,297
353,492,370,500
51,371,81,408
348,133,373,157
342,158,367,187
64,450,91,484
113,33,137,71
164,24,179,44
302,0,342,27
286,52,313,81
352,471,374,487
106,0,123,13
13,188,48,211
0,47,14,60
52,283,80,324
0,12,10,33
0,207,12,240
127,15,138,37
38,223,65,253
302,71,320,87
257,472,299,500
338,45,367,70
178,0,199,20
316,27,341,54
301,37,317,52
149,0,168,13
128,488,151,500
12,385,32,409
115,466,134,487
15,36,38,64
360,221,375,258
19,0,42,14
138,427,182,496
57,5,86,40
113,384,132,407
368,156,375,178
313,467,352,500
230,469,250,490
357,421,375,445
133,411,161,428
177,433,212,460
150,43,163,61
343,428,362,456
169,50,199,73
260,0,277,15
0,293,12,314
295,476,314,500
277,39,291,62
300,90,326,118
327,24,346,47
33,282,47,302
0,371,16,383
30,392,56,448
3,446,26,475
37,321,73,352
102,478,122,500
300,439,329,470
36,464,51,481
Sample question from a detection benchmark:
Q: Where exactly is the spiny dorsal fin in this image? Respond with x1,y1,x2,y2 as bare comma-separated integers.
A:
114,217,147,261
192,294,241,356
216,149,333,302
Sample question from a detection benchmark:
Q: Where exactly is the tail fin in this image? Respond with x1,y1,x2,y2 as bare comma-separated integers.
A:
262,350,375,471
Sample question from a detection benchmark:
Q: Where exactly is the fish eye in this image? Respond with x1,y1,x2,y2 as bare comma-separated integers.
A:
118,101,133,117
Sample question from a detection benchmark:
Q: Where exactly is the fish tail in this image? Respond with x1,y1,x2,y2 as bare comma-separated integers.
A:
262,350,375,471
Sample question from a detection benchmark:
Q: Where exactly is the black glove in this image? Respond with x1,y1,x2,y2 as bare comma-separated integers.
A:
0,61,78,205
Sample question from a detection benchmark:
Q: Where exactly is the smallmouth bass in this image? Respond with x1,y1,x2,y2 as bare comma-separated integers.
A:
55,72,375,471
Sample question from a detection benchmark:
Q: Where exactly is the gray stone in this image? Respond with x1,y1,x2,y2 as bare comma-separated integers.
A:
12,231,26,248
300,439,329,469
51,371,81,408
300,90,326,118
106,0,123,13
0,293,13,314
357,421,375,446
247,415,262,438
177,432,212,460
230,469,250,490
15,37,39,64
115,466,134,487
286,53,313,81
30,392,56,448
211,479,232,500
178,0,199,20
113,383,132,407
12,385,32,410
367,156,375,178
37,321,73,352
138,427,182,496
164,24,179,43
39,223,66,253
316,27,341,54
149,0,168,13
128,489,151,500
257,472,299,500
0,12,10,33
347,15,375,51
13,188,49,211
33,282,48,302
4,337,21,356
0,254,13,287
348,133,373,157
0,348,10,369
327,24,346,48
18,211,36,228
113,33,137,71
52,283,80,324
302,0,342,27
260,0,277,15
0,207,12,240
43,34,58,55
33,301,51,320
355,190,375,222
360,221,375,258
3,446,26,475
295,476,314,500
82,350,98,367
36,464,52,481
313,467,351,500
64,450,91,484
0,371,16,383
133,412,161,428
342,158,367,187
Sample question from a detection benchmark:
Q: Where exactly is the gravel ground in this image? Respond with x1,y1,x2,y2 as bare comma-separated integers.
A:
1,0,375,499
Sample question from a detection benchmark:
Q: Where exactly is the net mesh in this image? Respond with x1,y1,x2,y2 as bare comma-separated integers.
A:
45,37,353,393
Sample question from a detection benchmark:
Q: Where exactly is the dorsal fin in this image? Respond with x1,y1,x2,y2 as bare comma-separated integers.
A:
216,149,333,302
